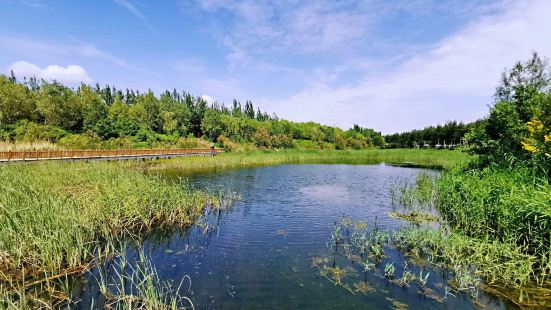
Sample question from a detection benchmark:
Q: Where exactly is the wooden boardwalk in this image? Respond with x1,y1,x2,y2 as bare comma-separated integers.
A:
0,148,223,163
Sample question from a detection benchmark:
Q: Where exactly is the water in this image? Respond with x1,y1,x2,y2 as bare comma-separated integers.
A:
77,163,516,309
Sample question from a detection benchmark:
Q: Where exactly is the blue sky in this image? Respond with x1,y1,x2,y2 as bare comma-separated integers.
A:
1,0,550,133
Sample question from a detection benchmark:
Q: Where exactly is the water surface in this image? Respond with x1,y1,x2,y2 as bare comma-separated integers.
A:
75,163,515,309
142,163,513,309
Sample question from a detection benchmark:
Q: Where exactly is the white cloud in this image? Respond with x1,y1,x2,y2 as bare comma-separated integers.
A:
8,61,92,84
200,94,216,104
258,0,551,133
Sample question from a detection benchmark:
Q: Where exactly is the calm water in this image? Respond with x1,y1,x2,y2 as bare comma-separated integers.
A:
77,164,515,309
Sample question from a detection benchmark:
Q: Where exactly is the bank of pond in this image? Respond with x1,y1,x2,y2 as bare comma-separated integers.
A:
0,150,549,309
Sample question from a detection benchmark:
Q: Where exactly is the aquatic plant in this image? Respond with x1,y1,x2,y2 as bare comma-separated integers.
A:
320,266,356,286
145,149,468,173
97,245,194,310
0,161,208,305
384,263,396,279
353,281,374,294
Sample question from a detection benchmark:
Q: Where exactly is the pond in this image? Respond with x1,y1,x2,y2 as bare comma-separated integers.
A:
77,163,516,309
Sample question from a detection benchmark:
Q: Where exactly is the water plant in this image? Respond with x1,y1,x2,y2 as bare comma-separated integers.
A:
384,263,396,279
96,244,194,310
0,161,209,305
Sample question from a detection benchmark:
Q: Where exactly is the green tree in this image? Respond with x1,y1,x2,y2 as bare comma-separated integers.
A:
37,82,83,130
201,109,224,141
0,75,36,125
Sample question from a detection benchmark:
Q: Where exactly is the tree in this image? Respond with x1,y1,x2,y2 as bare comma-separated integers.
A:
469,53,551,174
37,82,83,130
201,109,223,141
244,100,255,119
0,75,36,125
79,84,110,136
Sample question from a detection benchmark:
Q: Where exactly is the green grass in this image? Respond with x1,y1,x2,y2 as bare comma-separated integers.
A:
436,167,551,258
0,161,208,307
144,149,468,173
390,164,551,306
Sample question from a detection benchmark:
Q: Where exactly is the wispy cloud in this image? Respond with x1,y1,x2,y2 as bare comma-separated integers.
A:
0,34,158,77
257,0,551,133
113,0,152,30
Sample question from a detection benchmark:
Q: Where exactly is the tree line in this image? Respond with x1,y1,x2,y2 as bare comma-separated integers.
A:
0,73,385,150
384,120,483,148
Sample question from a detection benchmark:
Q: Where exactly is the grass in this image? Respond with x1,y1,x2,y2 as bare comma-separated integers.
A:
144,149,468,173
0,161,208,308
388,164,551,307
0,141,63,152
436,167,551,258
97,243,194,310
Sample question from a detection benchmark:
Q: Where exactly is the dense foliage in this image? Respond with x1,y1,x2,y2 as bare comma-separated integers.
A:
436,53,551,261
467,52,551,175
384,120,481,148
0,75,384,150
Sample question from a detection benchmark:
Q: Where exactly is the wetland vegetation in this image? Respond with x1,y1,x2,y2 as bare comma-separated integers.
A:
0,54,550,309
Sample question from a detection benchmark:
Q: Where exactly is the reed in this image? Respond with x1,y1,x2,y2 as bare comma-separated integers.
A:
97,243,194,310
435,167,551,258
0,161,208,307
145,149,468,173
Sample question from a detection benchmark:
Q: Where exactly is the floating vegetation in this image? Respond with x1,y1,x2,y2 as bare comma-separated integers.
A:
385,297,408,310
419,287,445,303
388,211,439,224
311,257,330,268
320,266,356,286
313,209,551,308
353,281,375,294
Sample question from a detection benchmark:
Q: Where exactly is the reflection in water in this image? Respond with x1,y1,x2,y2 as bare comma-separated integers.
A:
299,185,351,203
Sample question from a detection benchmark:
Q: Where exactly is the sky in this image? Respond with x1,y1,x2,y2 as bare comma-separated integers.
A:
1,0,550,133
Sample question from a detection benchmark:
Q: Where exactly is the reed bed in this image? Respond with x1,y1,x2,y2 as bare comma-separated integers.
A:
436,167,551,258
388,166,551,306
145,149,468,173
0,161,208,307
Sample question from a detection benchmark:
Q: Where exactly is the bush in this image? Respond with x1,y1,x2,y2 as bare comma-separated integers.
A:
177,136,212,149
58,134,101,150
13,121,68,142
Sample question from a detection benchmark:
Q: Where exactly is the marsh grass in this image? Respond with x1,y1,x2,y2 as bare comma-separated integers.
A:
436,167,551,258
0,161,208,307
144,149,468,174
388,166,551,307
96,243,194,310
316,213,551,307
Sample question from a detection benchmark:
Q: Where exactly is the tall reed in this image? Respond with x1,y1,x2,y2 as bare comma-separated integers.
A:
0,161,208,306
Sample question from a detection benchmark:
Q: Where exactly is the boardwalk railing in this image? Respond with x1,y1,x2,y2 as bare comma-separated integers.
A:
0,148,224,162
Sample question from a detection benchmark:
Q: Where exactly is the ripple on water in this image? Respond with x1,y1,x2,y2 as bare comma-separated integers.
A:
76,164,513,310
